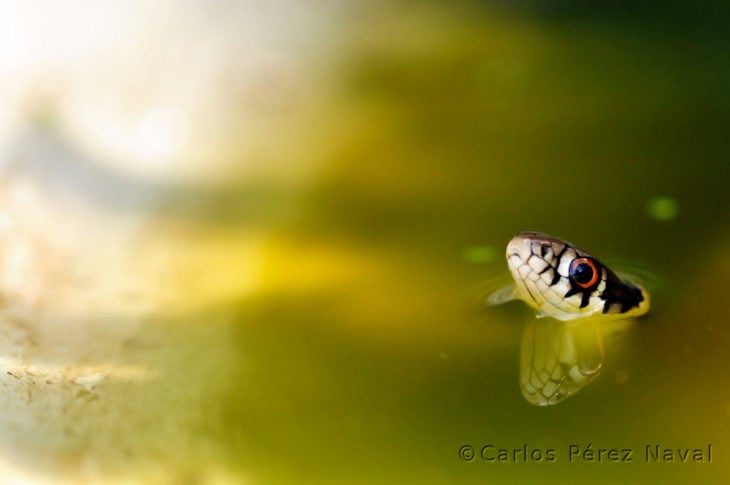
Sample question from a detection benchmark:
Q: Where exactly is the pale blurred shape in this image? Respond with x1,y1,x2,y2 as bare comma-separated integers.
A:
8,181,36,207
0,0,342,482
0,0,332,184
85,104,192,170
135,105,191,161
0,462,37,485
0,213,12,232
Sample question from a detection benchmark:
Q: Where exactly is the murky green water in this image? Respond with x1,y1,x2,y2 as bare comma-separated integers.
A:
212,4,730,484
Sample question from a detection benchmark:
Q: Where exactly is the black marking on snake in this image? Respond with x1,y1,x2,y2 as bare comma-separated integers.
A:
553,244,569,273
532,244,563,283
580,292,591,309
541,244,549,258
600,270,644,314
556,244,568,259
549,268,561,286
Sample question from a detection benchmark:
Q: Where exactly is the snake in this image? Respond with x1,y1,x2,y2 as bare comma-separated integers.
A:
492,232,650,406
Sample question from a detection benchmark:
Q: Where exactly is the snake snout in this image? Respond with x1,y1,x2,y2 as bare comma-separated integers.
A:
507,234,535,262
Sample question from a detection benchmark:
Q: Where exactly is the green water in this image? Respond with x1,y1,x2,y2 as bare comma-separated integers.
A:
211,3,730,484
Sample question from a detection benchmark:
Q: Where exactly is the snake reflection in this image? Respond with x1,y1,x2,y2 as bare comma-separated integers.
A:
490,232,650,406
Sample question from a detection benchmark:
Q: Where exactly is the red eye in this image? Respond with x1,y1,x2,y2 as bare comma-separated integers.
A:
569,258,599,289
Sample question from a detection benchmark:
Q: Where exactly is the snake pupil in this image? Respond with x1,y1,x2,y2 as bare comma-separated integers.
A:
573,263,593,284
568,257,599,289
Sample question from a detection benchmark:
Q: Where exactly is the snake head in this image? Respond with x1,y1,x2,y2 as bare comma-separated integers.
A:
506,232,650,321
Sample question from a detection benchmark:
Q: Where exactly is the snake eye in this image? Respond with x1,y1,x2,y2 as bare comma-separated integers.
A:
569,258,599,289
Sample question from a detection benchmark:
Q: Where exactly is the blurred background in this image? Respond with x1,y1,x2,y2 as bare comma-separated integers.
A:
0,0,728,483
